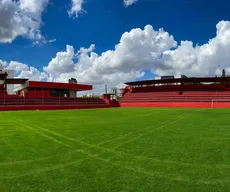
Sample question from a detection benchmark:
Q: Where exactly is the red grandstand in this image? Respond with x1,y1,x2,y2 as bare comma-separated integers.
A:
121,76,230,108
0,70,118,111
2,67,230,110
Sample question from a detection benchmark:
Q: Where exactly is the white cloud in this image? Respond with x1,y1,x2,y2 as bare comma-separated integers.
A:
48,38,56,43
68,0,138,17
123,0,138,7
7,61,29,72
158,20,230,77
0,0,49,43
2,21,230,94
1,60,46,81
19,0,49,13
0,59,8,68
43,45,75,77
43,25,176,91
68,0,85,18
17,67,48,81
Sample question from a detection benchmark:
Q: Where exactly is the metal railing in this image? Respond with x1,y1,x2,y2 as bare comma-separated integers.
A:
0,91,106,106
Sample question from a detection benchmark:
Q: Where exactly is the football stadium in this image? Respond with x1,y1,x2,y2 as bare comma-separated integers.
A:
1,68,230,192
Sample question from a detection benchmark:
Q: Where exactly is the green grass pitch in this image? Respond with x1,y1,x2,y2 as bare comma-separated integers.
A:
0,107,230,192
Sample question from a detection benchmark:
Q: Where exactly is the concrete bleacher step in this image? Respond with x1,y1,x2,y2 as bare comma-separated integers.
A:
121,91,230,103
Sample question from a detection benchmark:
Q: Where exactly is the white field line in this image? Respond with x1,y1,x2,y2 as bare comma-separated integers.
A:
9,114,216,171
97,112,183,146
11,120,73,149
110,115,188,150
4,109,230,170
6,111,230,169
3,115,230,184
1,157,89,179
13,115,186,154
4,115,186,170
0,115,184,167
2,121,230,185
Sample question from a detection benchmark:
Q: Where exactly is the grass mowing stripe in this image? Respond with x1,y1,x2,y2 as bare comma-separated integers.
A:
109,115,188,150
13,114,224,171
2,147,229,185
4,128,227,186
97,109,183,146
3,115,225,170
13,111,230,170
1,108,230,190
4,112,230,170
1,115,189,179
14,114,186,152
12,114,186,161
79,152,230,185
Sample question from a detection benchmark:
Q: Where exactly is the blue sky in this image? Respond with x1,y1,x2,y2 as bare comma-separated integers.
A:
1,0,230,92
1,0,229,67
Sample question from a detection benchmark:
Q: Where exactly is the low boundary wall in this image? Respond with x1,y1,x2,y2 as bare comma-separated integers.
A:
120,102,230,108
0,104,118,111
2,102,230,110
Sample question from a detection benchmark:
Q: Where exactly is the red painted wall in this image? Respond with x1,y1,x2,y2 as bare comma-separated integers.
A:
25,89,51,98
120,102,230,108
0,104,118,111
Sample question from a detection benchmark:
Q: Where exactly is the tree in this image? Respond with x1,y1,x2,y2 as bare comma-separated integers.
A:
222,69,226,77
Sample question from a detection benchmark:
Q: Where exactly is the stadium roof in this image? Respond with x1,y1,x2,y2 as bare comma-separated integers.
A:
27,81,92,91
0,72,28,84
125,77,230,86
5,78,29,84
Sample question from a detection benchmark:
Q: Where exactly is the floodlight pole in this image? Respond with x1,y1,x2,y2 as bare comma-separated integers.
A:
105,84,107,94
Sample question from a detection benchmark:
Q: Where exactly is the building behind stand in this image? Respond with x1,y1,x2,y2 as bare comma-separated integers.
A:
0,68,119,110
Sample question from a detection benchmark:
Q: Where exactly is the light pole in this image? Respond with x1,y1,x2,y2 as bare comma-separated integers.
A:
105,84,107,94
